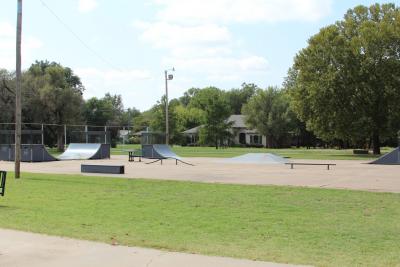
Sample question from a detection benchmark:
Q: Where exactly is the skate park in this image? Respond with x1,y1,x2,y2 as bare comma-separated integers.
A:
0,124,399,193
2,1,400,266
2,140,400,267
1,152,400,192
1,125,400,267
1,126,399,193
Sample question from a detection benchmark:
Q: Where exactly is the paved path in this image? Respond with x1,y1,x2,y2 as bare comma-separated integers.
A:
1,156,399,193
0,229,303,267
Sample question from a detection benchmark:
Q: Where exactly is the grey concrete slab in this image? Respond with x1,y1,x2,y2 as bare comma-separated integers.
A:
223,153,289,164
0,229,304,267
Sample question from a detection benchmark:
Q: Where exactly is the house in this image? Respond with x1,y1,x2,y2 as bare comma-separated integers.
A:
182,126,202,145
183,115,267,147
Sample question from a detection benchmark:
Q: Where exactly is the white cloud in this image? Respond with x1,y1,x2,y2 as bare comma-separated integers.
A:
134,21,231,49
0,21,43,70
133,19,268,84
165,55,268,73
75,67,157,110
0,22,13,36
133,0,328,95
163,55,268,82
152,0,332,24
78,0,98,13
75,67,152,95
76,67,152,83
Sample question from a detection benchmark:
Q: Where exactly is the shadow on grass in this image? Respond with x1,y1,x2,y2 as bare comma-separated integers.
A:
25,176,113,187
329,154,379,159
0,204,15,210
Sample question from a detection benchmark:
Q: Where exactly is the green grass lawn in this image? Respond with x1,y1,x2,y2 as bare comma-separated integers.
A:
1,173,399,266
111,144,391,160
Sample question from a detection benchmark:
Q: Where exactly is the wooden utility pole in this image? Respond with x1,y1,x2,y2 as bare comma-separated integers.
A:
15,0,22,179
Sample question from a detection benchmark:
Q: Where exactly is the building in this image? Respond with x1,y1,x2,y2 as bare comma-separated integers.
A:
183,115,267,147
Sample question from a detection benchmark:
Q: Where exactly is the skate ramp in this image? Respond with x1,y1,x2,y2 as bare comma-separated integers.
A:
153,144,182,160
0,144,57,162
370,147,400,165
58,143,110,160
141,144,193,165
224,153,289,164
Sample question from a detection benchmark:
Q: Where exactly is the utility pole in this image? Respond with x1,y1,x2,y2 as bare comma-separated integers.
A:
164,68,174,145
15,0,22,179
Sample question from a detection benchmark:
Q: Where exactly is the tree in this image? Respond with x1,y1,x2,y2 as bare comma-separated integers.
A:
120,107,140,127
25,61,84,151
84,97,114,126
290,4,400,154
189,87,232,149
149,97,180,142
133,110,152,133
0,69,15,123
174,105,205,132
84,94,132,147
243,87,295,148
225,83,257,114
179,88,201,107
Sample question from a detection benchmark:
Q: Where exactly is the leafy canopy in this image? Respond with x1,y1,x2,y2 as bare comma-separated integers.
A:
290,3,400,153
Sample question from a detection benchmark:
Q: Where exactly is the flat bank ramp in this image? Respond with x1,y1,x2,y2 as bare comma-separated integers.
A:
370,147,400,165
224,153,289,164
58,143,110,160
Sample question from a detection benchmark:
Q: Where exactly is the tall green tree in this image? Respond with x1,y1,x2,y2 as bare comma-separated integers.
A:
84,97,114,126
189,87,232,149
121,108,140,127
0,69,15,123
179,88,201,107
149,97,188,144
225,83,258,114
290,4,400,154
243,87,295,148
84,94,133,146
25,61,84,151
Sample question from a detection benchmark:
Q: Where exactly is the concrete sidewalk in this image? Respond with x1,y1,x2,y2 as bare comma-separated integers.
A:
0,229,304,267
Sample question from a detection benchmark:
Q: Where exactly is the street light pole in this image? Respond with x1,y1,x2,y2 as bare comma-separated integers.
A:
15,0,22,179
164,68,174,145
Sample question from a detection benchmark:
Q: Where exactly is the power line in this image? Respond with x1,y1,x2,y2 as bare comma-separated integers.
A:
39,0,122,71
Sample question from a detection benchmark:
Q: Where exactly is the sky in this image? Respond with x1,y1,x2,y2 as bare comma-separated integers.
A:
0,0,398,111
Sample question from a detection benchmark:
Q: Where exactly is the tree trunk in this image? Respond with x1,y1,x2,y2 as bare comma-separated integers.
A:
57,127,65,152
267,136,273,148
372,132,381,155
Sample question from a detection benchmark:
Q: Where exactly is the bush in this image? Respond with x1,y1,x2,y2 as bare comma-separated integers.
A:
353,149,369,155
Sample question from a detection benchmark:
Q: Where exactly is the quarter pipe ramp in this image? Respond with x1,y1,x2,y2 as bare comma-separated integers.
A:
0,144,57,162
142,144,193,165
58,143,110,160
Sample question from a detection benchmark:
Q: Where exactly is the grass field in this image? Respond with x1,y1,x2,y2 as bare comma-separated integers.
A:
1,172,399,266
110,144,391,160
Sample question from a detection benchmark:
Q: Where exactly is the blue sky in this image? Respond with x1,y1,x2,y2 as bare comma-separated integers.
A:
0,0,398,111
